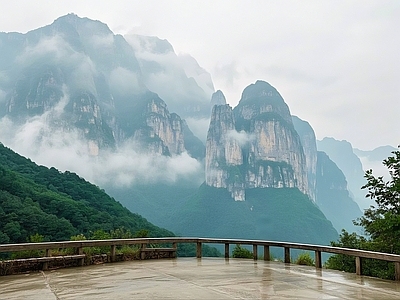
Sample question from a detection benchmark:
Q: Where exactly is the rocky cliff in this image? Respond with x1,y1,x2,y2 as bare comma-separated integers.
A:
0,14,207,159
292,116,317,201
206,81,308,200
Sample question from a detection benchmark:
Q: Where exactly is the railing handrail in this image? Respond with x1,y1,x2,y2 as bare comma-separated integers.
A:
2,237,400,263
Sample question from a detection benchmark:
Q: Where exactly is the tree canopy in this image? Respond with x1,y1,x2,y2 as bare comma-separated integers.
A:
0,143,174,243
326,146,400,279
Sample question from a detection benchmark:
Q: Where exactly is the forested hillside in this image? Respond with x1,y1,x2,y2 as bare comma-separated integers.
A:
0,143,174,243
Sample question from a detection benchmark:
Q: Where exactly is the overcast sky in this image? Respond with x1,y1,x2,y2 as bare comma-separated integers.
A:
0,0,399,150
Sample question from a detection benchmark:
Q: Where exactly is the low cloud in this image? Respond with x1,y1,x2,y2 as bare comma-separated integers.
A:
16,35,74,65
125,34,211,115
89,34,114,48
227,130,255,146
15,35,99,95
109,67,142,95
94,143,203,187
213,60,241,88
0,111,204,188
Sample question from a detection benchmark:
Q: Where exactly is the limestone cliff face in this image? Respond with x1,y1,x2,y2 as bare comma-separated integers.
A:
206,81,309,200
6,65,115,155
292,116,317,201
1,13,206,159
7,66,64,117
206,104,244,199
134,96,185,155
66,91,116,155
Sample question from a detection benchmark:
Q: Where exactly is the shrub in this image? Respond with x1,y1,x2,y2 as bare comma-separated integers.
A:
232,244,253,259
294,252,314,266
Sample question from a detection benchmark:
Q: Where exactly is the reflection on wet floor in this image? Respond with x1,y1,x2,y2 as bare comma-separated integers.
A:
1,258,400,299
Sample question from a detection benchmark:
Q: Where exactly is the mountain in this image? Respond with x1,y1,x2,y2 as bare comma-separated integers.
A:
292,116,317,202
293,120,362,232
0,143,174,243
206,81,308,201
315,151,363,233
354,145,397,180
317,138,371,210
171,184,338,245
0,15,361,247
0,13,209,158
125,34,214,117
354,145,397,162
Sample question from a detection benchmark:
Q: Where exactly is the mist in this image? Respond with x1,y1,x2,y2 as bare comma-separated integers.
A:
124,34,213,117
0,111,204,189
227,130,256,146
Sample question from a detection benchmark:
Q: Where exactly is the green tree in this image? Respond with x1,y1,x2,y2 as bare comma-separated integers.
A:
355,146,400,254
327,146,400,279
232,244,253,259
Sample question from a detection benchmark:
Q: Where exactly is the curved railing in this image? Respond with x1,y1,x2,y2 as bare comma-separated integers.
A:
1,237,400,280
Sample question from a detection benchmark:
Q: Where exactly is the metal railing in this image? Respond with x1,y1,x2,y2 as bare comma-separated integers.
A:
1,237,400,280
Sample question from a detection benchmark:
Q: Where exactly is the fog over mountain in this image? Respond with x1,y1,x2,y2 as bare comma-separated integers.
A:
1,1,398,150
0,13,392,242
0,14,207,188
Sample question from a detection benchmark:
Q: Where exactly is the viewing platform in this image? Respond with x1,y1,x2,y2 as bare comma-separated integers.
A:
2,258,400,299
2,237,400,298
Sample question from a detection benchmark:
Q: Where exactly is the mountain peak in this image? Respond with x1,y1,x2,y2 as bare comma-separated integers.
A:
210,90,227,107
51,13,113,36
239,80,282,103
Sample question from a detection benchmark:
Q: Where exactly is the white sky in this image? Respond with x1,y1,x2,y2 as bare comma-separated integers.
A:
0,0,399,150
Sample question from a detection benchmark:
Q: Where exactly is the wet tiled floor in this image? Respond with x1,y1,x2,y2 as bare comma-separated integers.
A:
1,258,400,299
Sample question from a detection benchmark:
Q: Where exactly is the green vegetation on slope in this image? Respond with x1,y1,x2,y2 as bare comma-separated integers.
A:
171,184,338,245
0,143,174,243
0,143,220,257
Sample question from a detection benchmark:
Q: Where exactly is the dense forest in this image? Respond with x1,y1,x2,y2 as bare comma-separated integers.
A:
0,142,174,243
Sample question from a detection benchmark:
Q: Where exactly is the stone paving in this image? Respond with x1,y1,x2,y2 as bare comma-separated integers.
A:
1,258,400,299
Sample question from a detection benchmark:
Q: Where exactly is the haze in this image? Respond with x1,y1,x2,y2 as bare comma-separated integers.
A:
0,0,399,150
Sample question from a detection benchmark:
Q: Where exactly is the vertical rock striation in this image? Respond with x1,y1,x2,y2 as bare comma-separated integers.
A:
292,116,317,201
205,81,309,200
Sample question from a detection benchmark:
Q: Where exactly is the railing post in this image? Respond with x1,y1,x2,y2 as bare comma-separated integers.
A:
253,245,258,260
172,242,177,258
42,249,52,271
225,243,229,258
264,245,270,261
395,262,400,281
110,245,116,262
140,243,146,260
196,242,202,258
315,250,322,269
284,247,290,264
76,246,84,266
355,256,362,276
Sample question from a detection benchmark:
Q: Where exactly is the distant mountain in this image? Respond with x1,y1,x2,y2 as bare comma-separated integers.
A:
316,138,393,210
293,120,362,233
317,138,368,209
354,145,398,161
125,34,214,117
354,145,397,180
315,151,363,233
0,13,210,157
